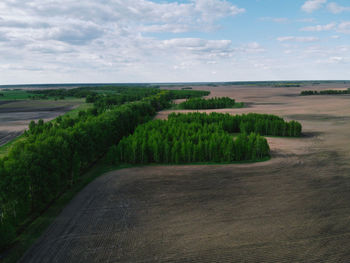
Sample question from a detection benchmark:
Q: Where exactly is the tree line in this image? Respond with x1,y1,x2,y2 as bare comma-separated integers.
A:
108,118,270,165
0,88,207,250
178,97,240,109
301,89,350,96
91,89,209,112
168,112,302,137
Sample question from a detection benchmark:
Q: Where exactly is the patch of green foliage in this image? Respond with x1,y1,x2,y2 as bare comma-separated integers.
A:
169,112,302,137
178,97,242,109
0,90,32,100
0,89,208,252
0,162,119,263
0,135,25,158
109,119,270,164
167,89,210,99
108,112,302,165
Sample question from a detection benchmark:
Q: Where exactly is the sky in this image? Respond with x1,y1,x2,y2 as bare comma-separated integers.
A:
0,0,350,84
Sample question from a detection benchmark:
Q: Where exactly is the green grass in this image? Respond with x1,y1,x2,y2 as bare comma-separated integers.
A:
0,89,87,101
0,134,25,158
61,102,93,118
0,90,32,100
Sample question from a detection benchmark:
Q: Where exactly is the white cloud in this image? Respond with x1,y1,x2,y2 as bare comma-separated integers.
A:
337,21,350,34
327,2,350,14
300,22,336,32
301,0,327,13
259,17,288,23
0,0,248,83
297,18,316,23
329,56,343,63
194,0,245,21
277,36,319,43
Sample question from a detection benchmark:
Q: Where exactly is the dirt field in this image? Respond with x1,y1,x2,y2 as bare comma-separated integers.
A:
0,100,81,147
20,84,350,262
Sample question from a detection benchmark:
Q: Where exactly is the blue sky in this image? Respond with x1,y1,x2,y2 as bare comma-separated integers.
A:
0,0,350,84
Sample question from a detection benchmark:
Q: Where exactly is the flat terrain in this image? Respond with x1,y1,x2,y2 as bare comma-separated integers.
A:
20,84,350,262
0,99,82,147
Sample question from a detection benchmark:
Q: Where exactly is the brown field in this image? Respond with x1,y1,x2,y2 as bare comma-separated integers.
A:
0,100,81,147
20,84,350,262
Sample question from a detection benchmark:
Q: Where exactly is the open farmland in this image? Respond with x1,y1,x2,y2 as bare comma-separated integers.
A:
20,84,350,262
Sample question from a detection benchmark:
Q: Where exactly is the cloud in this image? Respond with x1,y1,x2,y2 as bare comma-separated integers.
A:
300,22,336,31
259,17,288,23
236,42,265,53
337,22,350,34
277,36,319,43
194,0,245,21
297,18,316,23
0,0,245,70
0,0,245,47
327,2,350,14
301,0,327,13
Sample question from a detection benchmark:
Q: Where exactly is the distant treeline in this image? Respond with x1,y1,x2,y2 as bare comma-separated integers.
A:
169,112,302,137
0,88,207,250
300,89,350,96
109,119,270,164
273,84,301,87
92,90,210,112
28,86,160,100
28,86,210,111
178,97,243,109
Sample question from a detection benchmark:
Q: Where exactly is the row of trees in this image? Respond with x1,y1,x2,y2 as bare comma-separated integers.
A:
108,119,270,165
168,112,302,137
28,86,159,99
0,89,204,250
91,89,210,112
301,89,350,96
178,97,238,109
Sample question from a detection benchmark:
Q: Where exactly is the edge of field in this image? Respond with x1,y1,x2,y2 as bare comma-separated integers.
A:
0,100,92,158
0,163,119,263
0,155,272,263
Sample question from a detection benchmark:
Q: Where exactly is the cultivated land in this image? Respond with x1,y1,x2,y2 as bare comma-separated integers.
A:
0,99,84,148
20,84,350,262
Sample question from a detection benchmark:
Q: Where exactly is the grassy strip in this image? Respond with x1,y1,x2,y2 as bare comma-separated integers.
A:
0,162,119,263
61,102,93,118
0,89,86,101
0,90,32,100
0,134,25,158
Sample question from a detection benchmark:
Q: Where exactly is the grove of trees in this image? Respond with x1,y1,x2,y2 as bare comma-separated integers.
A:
178,97,239,109
109,119,270,164
0,88,207,250
108,112,302,165
168,112,302,137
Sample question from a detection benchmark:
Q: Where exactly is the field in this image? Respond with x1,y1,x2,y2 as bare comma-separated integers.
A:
19,83,350,262
0,99,85,151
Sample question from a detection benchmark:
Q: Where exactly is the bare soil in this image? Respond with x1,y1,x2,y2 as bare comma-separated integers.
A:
20,84,350,262
0,100,79,146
